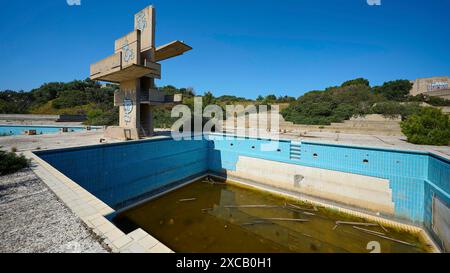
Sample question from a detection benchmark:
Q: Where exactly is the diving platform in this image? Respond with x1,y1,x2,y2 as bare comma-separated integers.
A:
89,5,192,140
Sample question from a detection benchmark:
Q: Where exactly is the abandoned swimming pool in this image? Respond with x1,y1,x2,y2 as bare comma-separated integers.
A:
0,125,98,136
113,177,430,253
32,134,450,252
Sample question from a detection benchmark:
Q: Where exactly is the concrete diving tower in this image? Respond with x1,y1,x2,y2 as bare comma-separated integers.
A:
90,5,192,140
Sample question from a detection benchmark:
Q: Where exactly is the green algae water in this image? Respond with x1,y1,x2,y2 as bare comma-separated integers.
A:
113,178,431,253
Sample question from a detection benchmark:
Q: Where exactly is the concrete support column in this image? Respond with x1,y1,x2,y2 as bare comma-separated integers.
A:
140,104,154,136
118,79,141,135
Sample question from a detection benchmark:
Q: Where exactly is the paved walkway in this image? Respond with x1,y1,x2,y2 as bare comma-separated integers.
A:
0,169,108,253
0,130,116,253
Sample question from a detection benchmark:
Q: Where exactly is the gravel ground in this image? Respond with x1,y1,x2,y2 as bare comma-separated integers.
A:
0,169,109,253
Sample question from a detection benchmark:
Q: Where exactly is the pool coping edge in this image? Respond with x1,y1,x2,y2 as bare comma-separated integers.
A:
26,151,174,254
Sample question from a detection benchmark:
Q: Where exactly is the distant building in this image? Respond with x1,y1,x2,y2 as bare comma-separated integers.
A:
410,76,450,100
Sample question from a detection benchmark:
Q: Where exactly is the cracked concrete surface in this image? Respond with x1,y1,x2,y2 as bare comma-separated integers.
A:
0,169,109,253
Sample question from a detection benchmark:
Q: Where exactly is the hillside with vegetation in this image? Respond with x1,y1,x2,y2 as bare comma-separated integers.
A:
280,78,450,125
279,78,450,145
0,79,118,125
1,77,449,145
0,79,290,127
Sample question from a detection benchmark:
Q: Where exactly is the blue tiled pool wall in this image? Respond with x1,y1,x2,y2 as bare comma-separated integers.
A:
37,139,209,207
36,135,449,228
423,157,450,246
294,142,429,222
206,135,449,224
207,137,291,171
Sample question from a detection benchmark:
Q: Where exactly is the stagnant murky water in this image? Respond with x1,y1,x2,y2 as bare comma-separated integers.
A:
113,178,431,253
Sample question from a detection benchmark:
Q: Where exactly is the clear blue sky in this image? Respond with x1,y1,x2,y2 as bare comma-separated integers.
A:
0,0,449,98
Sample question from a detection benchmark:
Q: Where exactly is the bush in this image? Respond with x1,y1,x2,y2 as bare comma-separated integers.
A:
341,78,370,87
281,84,383,125
372,101,421,120
85,107,118,126
400,107,450,145
153,106,177,128
51,90,88,109
407,94,450,106
0,149,30,175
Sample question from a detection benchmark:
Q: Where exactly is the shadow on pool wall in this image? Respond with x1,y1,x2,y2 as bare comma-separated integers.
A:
34,133,450,251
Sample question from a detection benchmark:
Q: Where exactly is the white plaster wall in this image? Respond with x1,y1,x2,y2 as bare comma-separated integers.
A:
227,156,395,214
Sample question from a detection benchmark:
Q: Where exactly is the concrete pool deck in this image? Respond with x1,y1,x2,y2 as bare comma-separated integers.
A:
0,129,116,152
0,129,448,253
0,128,448,158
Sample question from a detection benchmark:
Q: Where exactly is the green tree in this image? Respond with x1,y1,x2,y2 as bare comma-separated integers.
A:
373,80,412,101
281,84,383,125
0,91,34,113
407,94,450,106
372,101,421,120
264,94,277,103
276,95,295,103
400,107,450,145
85,107,119,126
202,91,215,106
52,90,88,109
341,78,370,87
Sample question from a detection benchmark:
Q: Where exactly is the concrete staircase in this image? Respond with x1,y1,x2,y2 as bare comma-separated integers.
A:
223,112,403,136
290,142,302,160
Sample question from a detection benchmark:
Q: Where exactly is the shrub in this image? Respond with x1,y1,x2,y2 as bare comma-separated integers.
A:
52,90,88,109
372,101,421,120
281,84,383,125
0,149,30,175
85,107,118,126
407,94,450,106
373,80,412,101
341,78,370,87
153,106,177,128
400,107,450,145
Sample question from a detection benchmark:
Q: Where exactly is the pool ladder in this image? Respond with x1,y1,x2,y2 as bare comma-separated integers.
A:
290,142,302,160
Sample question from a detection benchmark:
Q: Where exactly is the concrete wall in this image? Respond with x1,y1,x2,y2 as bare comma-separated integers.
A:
410,76,450,99
227,156,395,214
